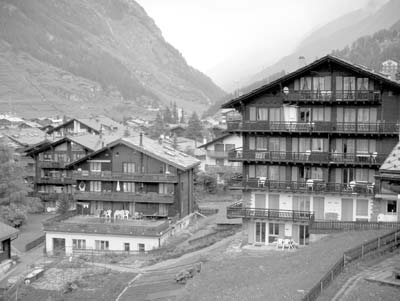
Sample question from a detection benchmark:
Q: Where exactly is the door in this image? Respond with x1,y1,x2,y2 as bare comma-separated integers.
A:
124,243,130,252
299,225,309,245
341,198,354,221
255,222,266,244
76,202,90,215
313,197,325,220
53,238,66,255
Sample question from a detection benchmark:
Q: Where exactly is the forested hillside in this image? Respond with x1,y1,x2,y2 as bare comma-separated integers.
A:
332,19,400,71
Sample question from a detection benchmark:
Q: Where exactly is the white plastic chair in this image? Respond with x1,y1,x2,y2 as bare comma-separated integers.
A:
258,177,267,187
276,238,284,250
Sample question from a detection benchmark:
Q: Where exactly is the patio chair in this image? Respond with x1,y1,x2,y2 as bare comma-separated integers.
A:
283,239,294,250
276,238,284,250
371,152,378,163
258,176,267,187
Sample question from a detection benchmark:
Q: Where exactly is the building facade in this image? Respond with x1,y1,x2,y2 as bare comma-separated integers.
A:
0,222,19,264
224,55,400,246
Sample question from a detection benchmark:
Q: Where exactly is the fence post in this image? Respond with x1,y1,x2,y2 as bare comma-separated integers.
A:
320,281,323,293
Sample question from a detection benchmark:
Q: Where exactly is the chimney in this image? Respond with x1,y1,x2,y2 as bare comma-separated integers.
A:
298,56,306,68
140,132,143,146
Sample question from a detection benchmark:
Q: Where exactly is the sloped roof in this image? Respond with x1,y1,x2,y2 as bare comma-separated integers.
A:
198,134,232,148
0,221,19,241
3,128,48,147
222,54,400,109
67,135,200,171
380,141,400,173
48,116,122,133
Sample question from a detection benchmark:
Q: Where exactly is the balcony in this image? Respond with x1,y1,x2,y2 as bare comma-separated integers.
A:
206,150,229,159
43,211,170,237
36,176,74,185
228,150,386,167
74,191,174,203
227,203,314,222
204,164,242,174
72,170,178,183
226,121,399,135
283,90,381,103
38,160,67,169
35,192,73,202
229,179,376,196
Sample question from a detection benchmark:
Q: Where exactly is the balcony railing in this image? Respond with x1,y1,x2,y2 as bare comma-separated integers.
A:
283,90,381,103
226,121,399,135
74,191,174,203
38,160,68,169
229,179,376,195
204,164,242,174
227,204,314,222
36,177,74,184
72,171,178,183
206,150,229,159
228,150,386,166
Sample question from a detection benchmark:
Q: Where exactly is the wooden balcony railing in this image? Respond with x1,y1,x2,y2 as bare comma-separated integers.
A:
36,176,74,184
227,203,314,222
283,90,381,103
38,160,68,169
204,164,242,174
72,171,178,183
74,191,174,203
226,121,399,135
206,150,229,159
228,150,386,166
229,179,376,195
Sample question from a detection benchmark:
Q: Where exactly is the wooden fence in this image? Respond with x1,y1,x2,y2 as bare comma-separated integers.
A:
302,229,400,301
311,220,400,232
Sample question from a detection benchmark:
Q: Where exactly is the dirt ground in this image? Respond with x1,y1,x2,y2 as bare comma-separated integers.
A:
181,229,392,301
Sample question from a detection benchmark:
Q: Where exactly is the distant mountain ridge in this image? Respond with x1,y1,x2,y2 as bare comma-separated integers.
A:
248,0,400,86
0,0,225,118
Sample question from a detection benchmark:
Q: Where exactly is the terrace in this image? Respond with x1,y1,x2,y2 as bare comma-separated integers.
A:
228,149,386,167
226,201,314,222
229,179,376,196
226,121,399,135
72,170,178,183
43,211,170,237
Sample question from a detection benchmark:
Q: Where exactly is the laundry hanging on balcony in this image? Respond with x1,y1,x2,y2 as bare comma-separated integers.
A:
78,181,85,191
116,181,121,192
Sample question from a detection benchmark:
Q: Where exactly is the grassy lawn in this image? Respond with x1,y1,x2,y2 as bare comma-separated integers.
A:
183,230,392,301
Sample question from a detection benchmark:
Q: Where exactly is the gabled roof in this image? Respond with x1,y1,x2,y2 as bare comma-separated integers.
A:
198,134,232,149
67,135,200,171
47,116,122,134
0,221,19,241
380,142,400,173
222,54,400,109
25,134,120,156
3,128,48,147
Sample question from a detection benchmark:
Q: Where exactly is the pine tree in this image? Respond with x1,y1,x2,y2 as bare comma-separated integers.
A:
185,112,203,141
172,102,179,123
149,113,165,139
0,142,29,227
163,107,173,124
180,109,185,123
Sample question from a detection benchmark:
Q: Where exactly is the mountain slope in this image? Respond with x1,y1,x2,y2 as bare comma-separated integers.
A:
248,0,400,86
0,0,225,118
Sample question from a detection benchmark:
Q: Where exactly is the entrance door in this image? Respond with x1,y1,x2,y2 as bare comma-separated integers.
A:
313,197,325,220
124,243,130,252
53,238,66,255
299,225,309,245
76,202,90,215
341,198,354,221
255,222,266,244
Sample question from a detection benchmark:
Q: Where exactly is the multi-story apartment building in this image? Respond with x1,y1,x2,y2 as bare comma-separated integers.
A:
198,133,242,183
224,55,400,246
43,134,200,255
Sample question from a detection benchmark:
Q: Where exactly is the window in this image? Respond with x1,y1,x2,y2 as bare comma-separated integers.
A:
311,167,323,179
256,165,268,178
256,137,268,150
72,239,86,250
387,200,397,213
257,108,269,120
215,158,225,166
90,181,101,192
300,77,312,91
293,196,311,211
225,144,235,151
124,243,130,252
299,108,311,122
95,240,109,250
299,166,311,180
90,162,101,172
268,223,280,243
138,243,145,252
356,199,368,216
214,144,225,152
269,108,281,122
123,162,135,173
357,78,369,90
343,168,355,184
355,168,370,182
159,183,174,194
249,107,257,121
312,138,324,152
123,182,135,192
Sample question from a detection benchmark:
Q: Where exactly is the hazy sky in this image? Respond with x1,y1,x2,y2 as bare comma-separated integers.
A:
136,0,378,74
